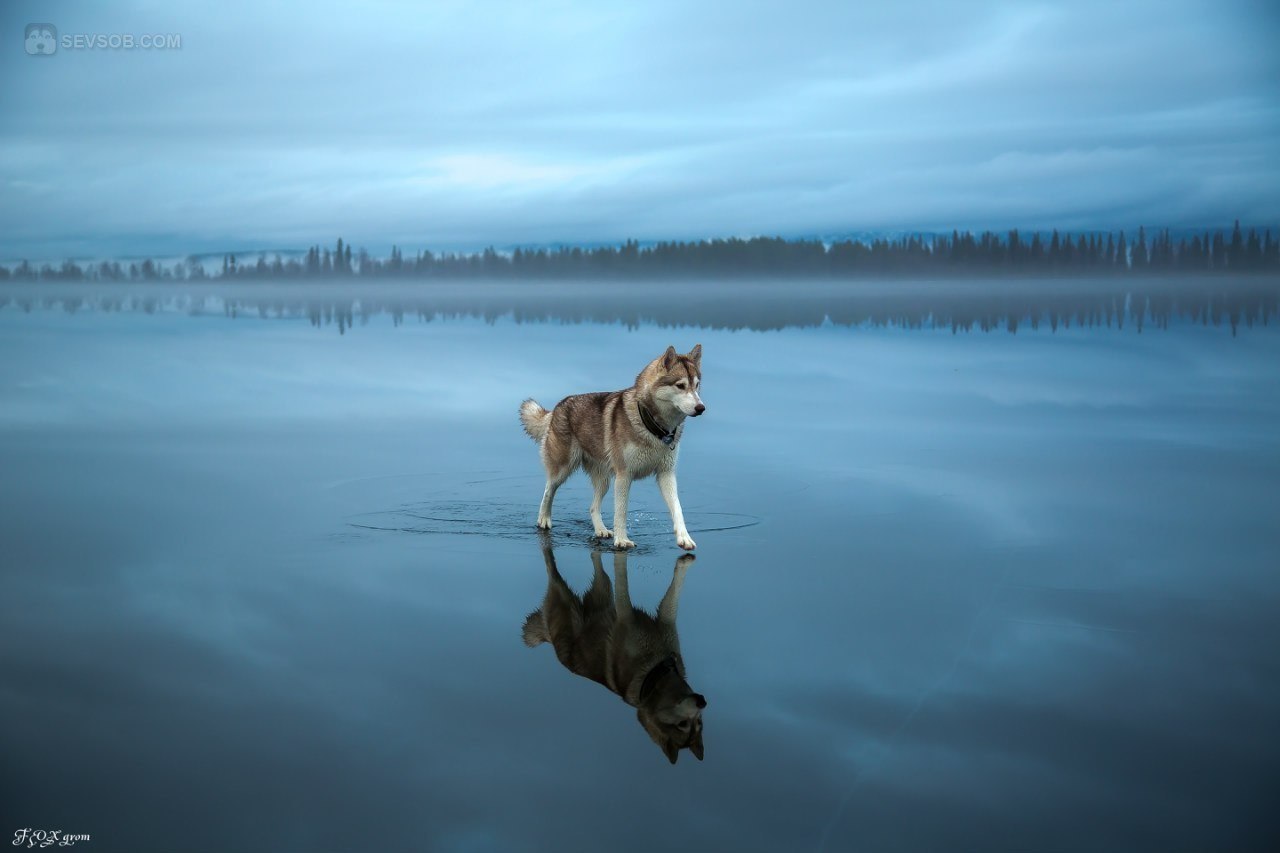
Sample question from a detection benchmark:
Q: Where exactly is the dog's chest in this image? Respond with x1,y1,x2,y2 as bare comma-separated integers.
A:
619,441,673,478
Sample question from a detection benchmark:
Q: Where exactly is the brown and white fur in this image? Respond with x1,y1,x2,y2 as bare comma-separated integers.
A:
523,539,705,764
519,345,704,550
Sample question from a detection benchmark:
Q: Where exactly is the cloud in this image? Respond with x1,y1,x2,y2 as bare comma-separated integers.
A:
0,0,1276,259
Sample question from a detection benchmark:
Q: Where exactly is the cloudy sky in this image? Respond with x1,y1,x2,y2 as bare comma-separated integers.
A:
1,0,1277,260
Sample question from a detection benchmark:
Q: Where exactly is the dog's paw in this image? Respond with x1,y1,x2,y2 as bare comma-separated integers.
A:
613,536,636,550
676,533,697,551
593,527,613,539
676,554,697,569
536,518,552,530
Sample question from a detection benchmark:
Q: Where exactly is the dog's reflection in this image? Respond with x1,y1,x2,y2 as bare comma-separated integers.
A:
522,540,706,764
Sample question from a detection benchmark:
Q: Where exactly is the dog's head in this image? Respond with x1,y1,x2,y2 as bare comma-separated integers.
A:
637,677,706,764
642,344,704,418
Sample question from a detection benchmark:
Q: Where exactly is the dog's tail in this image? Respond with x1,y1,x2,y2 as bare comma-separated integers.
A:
522,610,549,647
519,398,551,443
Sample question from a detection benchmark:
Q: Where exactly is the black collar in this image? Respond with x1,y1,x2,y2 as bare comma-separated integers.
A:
639,655,680,701
638,402,678,447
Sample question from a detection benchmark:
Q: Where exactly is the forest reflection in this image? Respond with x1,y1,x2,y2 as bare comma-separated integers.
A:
2,278,1276,336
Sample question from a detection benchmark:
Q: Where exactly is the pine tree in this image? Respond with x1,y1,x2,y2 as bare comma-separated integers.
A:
1132,227,1148,270
1245,228,1262,270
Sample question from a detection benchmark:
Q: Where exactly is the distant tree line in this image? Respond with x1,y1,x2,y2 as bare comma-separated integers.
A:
2,221,1277,282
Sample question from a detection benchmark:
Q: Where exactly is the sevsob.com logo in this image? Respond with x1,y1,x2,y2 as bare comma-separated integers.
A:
25,23,57,55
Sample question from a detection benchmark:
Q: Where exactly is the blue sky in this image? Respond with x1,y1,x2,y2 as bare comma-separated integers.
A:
1,0,1277,260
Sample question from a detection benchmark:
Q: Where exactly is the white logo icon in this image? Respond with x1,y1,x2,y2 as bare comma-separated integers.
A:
25,23,57,55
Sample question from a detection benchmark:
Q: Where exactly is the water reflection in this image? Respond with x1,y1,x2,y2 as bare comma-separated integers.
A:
3,277,1277,335
522,538,706,764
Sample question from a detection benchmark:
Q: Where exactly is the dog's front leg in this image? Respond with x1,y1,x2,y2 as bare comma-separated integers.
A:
612,472,636,549
657,469,696,550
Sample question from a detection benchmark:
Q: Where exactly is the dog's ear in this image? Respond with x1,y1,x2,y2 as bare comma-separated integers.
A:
661,346,678,369
663,739,680,764
687,344,702,364
690,732,704,761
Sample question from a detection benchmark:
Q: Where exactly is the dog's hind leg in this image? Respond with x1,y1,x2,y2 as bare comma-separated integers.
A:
611,472,635,549
536,435,576,530
587,466,613,539
537,468,570,530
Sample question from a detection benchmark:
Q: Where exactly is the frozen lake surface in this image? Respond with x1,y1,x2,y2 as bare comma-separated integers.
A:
2,280,1278,851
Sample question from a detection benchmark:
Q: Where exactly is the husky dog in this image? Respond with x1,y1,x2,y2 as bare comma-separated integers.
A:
523,540,706,764
519,345,704,550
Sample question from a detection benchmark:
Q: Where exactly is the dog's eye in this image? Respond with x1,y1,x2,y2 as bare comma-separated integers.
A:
676,381,687,389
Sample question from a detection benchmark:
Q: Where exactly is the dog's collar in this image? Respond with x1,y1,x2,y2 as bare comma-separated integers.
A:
638,655,680,702
637,402,678,447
